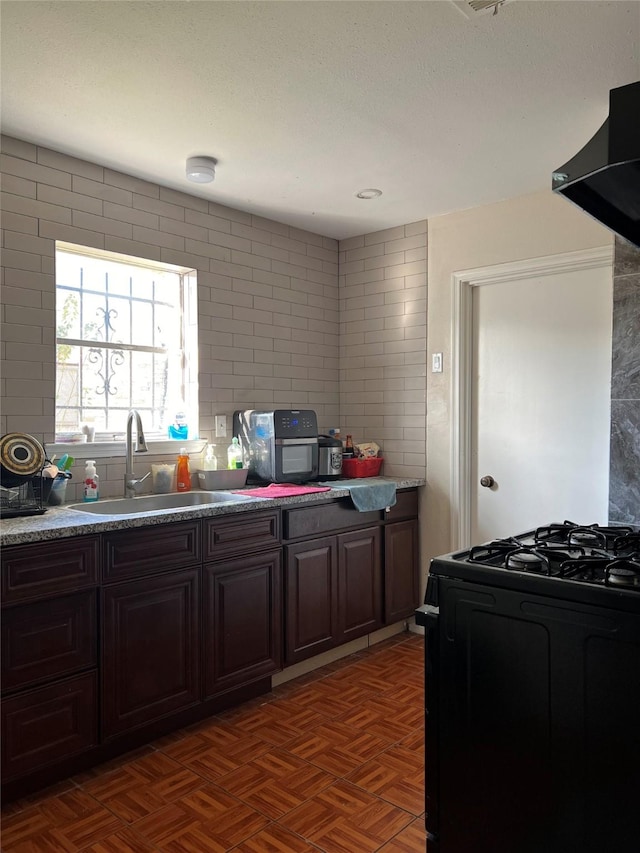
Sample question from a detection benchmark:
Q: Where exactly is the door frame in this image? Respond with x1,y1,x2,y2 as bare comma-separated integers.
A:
450,245,613,550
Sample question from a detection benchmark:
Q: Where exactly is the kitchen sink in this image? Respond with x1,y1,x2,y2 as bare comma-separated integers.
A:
67,490,255,515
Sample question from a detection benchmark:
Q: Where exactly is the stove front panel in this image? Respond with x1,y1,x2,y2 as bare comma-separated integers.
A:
434,575,640,853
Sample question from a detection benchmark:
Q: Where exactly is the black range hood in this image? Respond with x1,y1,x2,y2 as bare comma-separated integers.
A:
552,81,640,248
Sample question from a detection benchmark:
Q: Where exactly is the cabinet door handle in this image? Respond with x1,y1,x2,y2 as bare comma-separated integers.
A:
480,475,495,488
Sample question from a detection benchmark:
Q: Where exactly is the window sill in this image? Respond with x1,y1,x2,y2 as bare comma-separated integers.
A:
48,438,208,461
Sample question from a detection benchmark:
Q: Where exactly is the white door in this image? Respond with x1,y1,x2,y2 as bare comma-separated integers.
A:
467,256,612,544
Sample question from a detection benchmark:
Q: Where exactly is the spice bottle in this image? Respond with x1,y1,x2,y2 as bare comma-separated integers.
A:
343,434,354,459
176,447,191,492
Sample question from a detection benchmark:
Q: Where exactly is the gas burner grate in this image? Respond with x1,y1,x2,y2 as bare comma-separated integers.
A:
613,532,640,557
606,559,640,588
559,555,640,589
535,521,634,550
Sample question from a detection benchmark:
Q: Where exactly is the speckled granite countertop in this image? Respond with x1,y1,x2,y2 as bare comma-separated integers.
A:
0,477,425,546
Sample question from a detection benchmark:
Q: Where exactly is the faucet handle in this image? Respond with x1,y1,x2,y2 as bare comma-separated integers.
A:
133,471,151,492
126,471,151,495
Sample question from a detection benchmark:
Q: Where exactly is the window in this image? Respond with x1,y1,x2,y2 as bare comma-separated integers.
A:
55,243,198,442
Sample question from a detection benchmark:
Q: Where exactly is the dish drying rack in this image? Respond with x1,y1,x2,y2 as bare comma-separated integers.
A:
0,477,47,518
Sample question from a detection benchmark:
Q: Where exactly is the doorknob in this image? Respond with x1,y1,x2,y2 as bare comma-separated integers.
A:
480,475,495,488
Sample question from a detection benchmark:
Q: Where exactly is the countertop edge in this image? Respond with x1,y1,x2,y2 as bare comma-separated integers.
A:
0,478,425,546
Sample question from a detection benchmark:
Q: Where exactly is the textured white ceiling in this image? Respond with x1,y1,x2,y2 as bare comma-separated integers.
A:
1,0,638,239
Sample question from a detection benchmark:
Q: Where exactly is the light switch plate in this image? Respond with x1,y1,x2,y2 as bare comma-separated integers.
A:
215,415,227,437
432,352,443,373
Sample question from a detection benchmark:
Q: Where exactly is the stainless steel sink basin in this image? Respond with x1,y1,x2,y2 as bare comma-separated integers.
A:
67,491,255,515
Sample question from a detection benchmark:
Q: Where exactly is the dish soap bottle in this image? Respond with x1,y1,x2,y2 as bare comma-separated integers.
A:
83,460,99,502
176,448,191,492
227,436,243,470
203,444,217,471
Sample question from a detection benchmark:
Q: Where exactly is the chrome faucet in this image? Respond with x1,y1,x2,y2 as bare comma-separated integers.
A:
124,409,150,497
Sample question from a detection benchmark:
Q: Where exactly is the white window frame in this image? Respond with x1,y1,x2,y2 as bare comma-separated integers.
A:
53,242,202,459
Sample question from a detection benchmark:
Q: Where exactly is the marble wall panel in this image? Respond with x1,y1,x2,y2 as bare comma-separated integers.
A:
609,237,640,526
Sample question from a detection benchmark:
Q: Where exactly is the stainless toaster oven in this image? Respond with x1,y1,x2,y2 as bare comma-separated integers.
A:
232,410,318,484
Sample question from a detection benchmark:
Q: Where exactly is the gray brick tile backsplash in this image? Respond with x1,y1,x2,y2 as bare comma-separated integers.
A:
159,185,209,213
38,183,103,215
73,210,133,239
1,137,37,161
364,225,405,245
105,169,160,198
39,219,105,250
2,172,37,198
3,191,72,225
1,134,427,488
1,248,42,273
1,153,72,190
72,175,133,206
105,235,161,260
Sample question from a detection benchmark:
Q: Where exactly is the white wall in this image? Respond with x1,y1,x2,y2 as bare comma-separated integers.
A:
423,189,613,583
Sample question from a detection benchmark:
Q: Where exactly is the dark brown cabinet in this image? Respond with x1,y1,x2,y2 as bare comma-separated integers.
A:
102,521,200,582
384,518,419,623
102,569,200,738
337,526,382,643
284,526,382,664
204,549,282,697
1,486,420,800
1,537,99,786
285,536,338,663
1,672,97,782
2,590,97,691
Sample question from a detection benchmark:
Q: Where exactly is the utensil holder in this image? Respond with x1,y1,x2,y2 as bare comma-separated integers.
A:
48,475,69,506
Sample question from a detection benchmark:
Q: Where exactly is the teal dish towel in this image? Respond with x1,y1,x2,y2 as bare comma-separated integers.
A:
320,477,397,512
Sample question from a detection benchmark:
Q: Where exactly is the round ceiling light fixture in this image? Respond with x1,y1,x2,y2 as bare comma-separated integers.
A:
355,188,382,199
186,156,217,183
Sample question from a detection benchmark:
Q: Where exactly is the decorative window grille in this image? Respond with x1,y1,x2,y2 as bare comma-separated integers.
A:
55,243,198,441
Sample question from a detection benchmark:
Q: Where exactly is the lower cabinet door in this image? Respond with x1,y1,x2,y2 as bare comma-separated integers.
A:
1,671,97,781
102,569,200,738
384,518,419,623
204,550,282,697
337,527,383,643
285,536,338,665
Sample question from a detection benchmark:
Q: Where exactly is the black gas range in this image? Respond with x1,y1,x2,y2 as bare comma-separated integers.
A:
416,521,640,853
429,520,640,614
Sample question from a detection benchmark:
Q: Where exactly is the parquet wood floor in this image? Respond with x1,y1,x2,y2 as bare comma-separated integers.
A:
1,632,425,853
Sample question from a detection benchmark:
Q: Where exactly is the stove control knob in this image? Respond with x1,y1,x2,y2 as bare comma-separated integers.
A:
480,475,495,488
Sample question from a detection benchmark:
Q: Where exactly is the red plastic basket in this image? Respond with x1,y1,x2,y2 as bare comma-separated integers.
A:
340,457,383,478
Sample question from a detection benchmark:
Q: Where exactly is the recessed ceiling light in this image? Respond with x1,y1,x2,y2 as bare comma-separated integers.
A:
355,188,382,199
186,156,217,183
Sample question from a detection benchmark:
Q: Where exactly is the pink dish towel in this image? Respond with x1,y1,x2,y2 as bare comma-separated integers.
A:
234,483,332,499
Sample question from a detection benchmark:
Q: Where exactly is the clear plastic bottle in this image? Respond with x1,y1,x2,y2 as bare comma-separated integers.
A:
227,436,243,470
176,447,191,492
83,460,99,502
203,444,217,471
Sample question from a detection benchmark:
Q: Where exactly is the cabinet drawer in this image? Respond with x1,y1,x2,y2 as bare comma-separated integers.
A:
1,537,99,604
384,489,418,523
2,590,97,693
203,510,280,561
284,501,379,540
103,521,201,582
1,671,97,781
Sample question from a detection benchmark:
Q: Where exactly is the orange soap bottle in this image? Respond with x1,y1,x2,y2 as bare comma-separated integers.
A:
176,447,191,492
